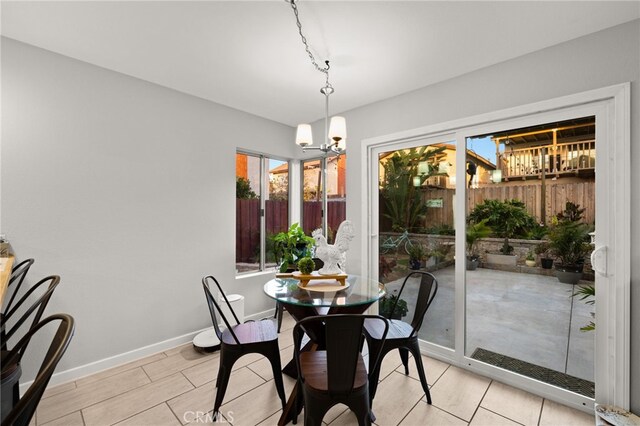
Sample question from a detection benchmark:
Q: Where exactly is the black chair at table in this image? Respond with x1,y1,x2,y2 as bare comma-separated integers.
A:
1,275,61,352
202,276,287,419
363,271,438,406
292,314,389,426
2,259,35,315
0,275,61,415
1,314,75,426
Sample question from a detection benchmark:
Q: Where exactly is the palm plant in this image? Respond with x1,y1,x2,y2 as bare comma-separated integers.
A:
466,219,492,260
379,146,446,232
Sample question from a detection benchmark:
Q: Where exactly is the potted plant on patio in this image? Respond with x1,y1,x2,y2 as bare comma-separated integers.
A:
469,199,537,266
273,223,315,273
525,250,536,267
407,243,426,270
466,219,492,270
535,242,554,269
379,289,409,320
547,217,591,284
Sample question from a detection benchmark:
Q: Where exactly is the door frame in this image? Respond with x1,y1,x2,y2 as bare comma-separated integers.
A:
360,83,630,411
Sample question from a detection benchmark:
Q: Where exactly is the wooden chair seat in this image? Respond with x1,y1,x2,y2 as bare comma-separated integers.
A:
221,319,278,345
300,351,368,392
364,318,413,341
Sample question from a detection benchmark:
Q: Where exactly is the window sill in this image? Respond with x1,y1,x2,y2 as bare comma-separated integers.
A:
235,269,276,281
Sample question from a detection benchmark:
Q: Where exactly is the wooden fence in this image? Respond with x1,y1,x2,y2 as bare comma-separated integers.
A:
379,180,595,231
301,201,347,239
236,199,346,262
236,199,288,263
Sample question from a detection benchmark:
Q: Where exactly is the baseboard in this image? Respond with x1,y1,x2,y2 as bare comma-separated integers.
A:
19,308,276,394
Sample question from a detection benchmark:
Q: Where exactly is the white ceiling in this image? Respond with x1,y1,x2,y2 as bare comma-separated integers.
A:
2,1,639,126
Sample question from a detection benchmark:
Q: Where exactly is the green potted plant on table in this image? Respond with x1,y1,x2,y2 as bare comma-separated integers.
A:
379,290,409,320
273,223,315,273
466,219,492,270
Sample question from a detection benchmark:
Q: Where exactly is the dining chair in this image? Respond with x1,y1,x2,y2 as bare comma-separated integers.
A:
201,276,287,419
1,314,75,426
292,314,389,426
2,258,35,315
363,271,438,405
1,275,61,353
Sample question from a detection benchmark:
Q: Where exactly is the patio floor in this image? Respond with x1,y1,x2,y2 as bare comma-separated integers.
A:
383,266,594,386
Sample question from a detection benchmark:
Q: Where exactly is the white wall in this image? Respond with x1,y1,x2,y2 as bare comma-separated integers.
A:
326,20,639,410
1,37,295,380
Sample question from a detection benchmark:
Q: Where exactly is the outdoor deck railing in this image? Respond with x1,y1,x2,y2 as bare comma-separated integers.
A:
501,140,595,179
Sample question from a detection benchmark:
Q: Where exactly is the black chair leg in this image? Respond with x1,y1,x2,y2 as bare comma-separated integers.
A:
267,346,287,410
408,342,432,404
366,341,388,406
347,394,371,426
399,347,410,375
213,351,238,416
303,393,328,426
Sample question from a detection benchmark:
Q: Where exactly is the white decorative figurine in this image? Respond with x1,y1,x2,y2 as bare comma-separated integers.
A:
312,220,355,275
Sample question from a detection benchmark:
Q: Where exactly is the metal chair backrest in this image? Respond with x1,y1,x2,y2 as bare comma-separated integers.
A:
394,271,438,337
1,276,60,355
201,276,241,345
1,314,75,426
293,314,389,395
3,259,35,315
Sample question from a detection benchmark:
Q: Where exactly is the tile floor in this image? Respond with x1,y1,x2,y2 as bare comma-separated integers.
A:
34,314,595,426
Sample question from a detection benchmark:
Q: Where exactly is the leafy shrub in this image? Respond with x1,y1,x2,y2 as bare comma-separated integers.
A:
236,177,257,199
468,199,537,239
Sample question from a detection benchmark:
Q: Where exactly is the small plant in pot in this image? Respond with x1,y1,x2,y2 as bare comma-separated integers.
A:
547,217,591,284
535,242,554,269
379,290,409,320
406,243,426,270
525,250,536,267
466,219,491,270
273,223,315,273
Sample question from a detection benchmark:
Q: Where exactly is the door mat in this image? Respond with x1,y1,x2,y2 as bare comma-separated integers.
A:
470,348,594,398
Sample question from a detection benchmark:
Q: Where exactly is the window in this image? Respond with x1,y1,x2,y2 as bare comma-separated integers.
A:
236,152,289,273
301,155,346,243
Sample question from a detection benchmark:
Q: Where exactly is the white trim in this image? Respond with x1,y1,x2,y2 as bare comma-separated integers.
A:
362,83,631,411
19,308,275,394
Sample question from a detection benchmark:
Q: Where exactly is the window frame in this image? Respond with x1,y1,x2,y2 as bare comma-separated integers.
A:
236,150,291,275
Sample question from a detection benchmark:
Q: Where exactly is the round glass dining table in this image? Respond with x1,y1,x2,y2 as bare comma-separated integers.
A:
263,274,386,320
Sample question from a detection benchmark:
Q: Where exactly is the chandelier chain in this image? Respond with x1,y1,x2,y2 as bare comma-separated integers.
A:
287,0,332,90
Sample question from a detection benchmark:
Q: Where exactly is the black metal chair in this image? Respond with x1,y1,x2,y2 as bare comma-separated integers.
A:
292,314,389,426
364,271,438,406
1,314,75,426
202,276,286,419
1,275,61,353
2,259,35,315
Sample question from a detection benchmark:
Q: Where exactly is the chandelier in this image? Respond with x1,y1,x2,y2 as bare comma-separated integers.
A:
287,0,346,155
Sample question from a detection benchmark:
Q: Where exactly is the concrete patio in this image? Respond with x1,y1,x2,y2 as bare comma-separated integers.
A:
383,266,595,384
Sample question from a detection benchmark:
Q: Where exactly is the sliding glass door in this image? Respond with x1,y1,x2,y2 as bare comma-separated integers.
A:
366,86,630,410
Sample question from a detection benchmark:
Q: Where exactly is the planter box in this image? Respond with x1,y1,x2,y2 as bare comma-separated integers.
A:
486,253,518,266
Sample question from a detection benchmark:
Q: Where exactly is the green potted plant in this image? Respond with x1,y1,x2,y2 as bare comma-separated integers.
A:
406,243,426,270
547,217,591,284
525,250,536,267
469,199,537,266
379,290,409,319
466,219,491,270
273,223,315,273
535,241,554,269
